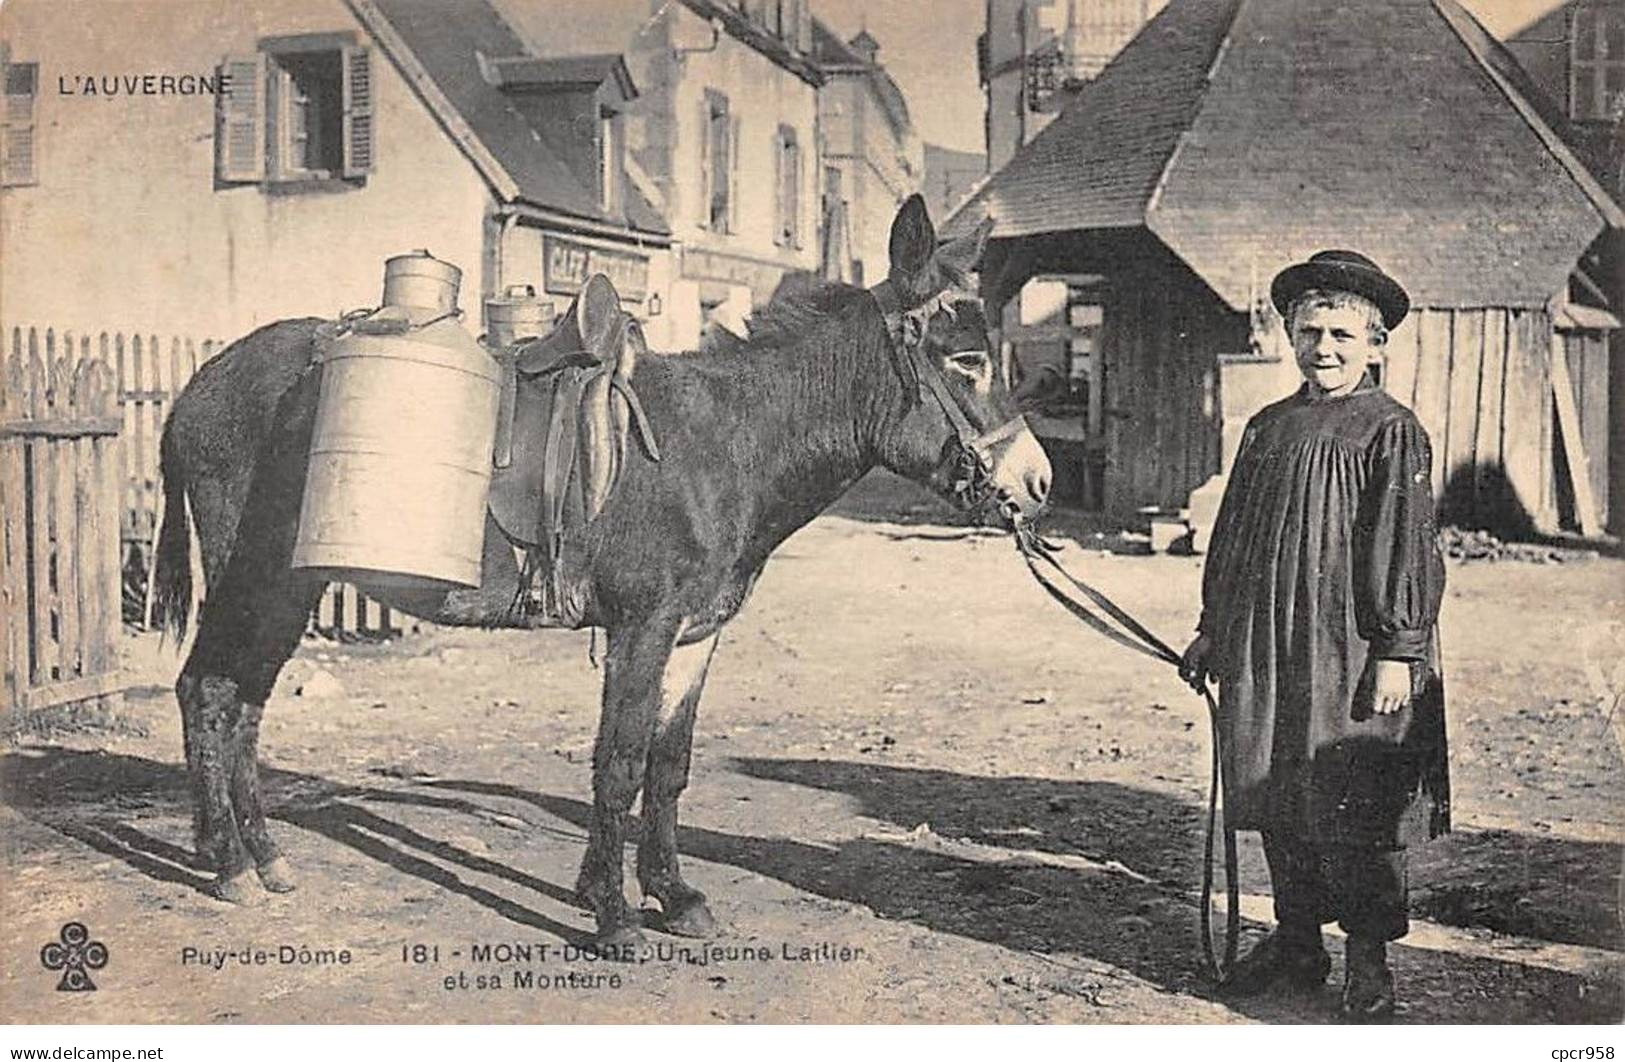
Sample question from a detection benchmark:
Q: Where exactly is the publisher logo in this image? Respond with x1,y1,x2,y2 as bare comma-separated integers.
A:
40,922,108,991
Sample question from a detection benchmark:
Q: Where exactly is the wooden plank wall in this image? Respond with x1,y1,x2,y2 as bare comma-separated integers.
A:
1103,270,1224,513
0,349,125,717
1379,307,1568,535
114,333,213,571
1563,329,1612,530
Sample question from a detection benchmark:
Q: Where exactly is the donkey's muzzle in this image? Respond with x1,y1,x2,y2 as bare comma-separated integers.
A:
985,422,1052,525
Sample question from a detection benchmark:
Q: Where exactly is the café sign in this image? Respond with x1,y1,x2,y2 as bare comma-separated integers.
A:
543,236,649,303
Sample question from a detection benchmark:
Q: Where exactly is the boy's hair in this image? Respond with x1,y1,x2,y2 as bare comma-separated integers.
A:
1285,288,1388,346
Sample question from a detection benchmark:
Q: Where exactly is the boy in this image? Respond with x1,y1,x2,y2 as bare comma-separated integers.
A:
1180,250,1450,1021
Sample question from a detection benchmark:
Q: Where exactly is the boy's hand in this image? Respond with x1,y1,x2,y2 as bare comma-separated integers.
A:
1180,634,1213,694
1372,659,1411,715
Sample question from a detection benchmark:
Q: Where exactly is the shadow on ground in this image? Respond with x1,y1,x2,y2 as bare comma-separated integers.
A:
3,747,1619,1023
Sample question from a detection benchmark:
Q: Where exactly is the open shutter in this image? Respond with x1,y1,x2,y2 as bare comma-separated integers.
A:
216,54,266,182
341,45,373,178
697,98,712,229
728,113,741,235
786,130,801,248
772,129,784,245
2,60,37,187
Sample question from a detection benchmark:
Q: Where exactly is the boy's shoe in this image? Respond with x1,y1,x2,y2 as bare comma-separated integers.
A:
1221,929,1332,996
1342,937,1396,1022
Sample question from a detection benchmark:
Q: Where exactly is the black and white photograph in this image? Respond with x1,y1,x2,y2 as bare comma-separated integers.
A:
0,0,1622,1040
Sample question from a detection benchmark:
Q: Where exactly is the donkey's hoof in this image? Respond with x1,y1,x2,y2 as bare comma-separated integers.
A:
256,856,297,893
658,896,718,939
594,925,648,962
211,869,265,905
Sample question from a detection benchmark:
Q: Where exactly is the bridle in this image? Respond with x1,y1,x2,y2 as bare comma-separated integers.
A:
870,280,1029,522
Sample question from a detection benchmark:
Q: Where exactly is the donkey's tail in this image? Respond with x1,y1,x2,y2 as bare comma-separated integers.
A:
150,423,194,645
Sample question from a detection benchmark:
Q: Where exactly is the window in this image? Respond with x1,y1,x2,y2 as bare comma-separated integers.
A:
822,164,842,218
1572,5,1625,122
1066,296,1104,434
599,105,621,214
217,36,372,187
1024,39,1063,110
775,125,800,248
2,55,37,187
700,90,734,232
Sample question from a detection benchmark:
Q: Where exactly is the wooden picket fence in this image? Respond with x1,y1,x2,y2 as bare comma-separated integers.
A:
0,348,126,716
5,325,399,642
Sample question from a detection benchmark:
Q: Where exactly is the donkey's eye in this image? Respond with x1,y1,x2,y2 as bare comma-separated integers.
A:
946,351,990,375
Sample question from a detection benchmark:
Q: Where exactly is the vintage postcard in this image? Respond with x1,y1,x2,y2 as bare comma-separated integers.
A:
0,0,1621,1035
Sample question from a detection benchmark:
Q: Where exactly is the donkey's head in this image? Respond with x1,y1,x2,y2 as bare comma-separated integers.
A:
874,195,1051,528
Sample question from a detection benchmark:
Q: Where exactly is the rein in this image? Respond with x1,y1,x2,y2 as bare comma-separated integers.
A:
870,278,1237,979
1012,523,1240,985
871,280,1235,980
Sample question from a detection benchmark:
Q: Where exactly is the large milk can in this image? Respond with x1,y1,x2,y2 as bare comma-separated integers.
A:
291,251,500,590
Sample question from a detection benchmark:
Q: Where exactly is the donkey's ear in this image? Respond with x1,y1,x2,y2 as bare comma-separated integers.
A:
577,273,623,357
934,216,994,289
911,216,993,303
887,194,935,284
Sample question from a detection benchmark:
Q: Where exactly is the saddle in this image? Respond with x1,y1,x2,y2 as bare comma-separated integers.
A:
486,274,659,611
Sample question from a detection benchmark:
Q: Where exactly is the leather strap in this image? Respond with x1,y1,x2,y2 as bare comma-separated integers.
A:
542,367,591,566
611,377,661,461
869,280,1025,477
1015,529,1239,983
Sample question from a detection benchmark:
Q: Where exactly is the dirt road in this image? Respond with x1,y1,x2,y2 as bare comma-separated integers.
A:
3,476,1621,1023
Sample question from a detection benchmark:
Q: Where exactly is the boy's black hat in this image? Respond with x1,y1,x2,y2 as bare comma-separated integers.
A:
1271,250,1410,330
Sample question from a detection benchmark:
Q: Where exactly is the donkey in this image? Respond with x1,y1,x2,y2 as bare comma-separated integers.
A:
151,195,1051,948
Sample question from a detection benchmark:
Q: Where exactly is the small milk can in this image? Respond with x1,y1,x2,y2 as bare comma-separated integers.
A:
485,284,554,349
291,251,501,590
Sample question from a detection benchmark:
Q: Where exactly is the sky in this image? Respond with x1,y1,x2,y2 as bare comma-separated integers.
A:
811,0,1571,154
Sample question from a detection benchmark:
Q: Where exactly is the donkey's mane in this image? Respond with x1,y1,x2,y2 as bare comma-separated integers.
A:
741,281,867,349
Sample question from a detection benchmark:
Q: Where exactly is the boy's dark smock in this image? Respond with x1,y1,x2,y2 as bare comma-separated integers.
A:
1198,377,1450,849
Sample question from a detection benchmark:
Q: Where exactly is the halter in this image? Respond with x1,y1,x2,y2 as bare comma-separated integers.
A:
871,279,1028,519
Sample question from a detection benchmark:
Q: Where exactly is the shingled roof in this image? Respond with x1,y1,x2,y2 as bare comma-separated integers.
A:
950,0,1624,309
359,0,668,236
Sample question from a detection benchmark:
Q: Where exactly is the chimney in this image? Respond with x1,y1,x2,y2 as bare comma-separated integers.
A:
848,29,880,64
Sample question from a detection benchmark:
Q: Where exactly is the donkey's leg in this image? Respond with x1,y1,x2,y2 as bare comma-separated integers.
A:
637,632,720,937
232,579,326,893
576,616,681,952
176,667,258,903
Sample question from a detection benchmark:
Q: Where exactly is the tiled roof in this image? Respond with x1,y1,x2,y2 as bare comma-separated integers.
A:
810,18,865,68
951,0,1619,309
494,0,660,59
367,0,668,235
483,53,628,90
948,0,1237,236
810,19,913,139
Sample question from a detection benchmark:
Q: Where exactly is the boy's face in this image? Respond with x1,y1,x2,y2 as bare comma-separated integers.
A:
1289,300,1380,395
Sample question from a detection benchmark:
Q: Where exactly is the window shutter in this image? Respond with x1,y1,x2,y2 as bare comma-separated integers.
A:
2,60,38,187
341,45,374,178
698,99,712,229
728,113,741,235
773,130,784,246
216,55,266,182
789,135,801,248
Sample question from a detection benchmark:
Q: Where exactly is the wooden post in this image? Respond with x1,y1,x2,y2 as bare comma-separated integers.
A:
1550,329,1601,536
0,354,28,716
1474,309,1508,516
52,356,81,681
